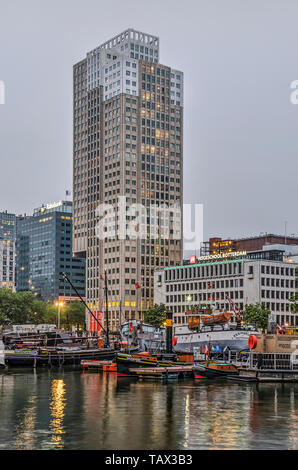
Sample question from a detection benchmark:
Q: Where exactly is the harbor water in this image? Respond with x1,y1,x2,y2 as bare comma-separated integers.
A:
0,368,297,450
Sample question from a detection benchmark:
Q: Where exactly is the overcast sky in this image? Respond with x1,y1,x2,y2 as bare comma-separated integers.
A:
0,0,298,242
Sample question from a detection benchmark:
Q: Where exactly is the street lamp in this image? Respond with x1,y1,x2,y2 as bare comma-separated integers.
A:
55,301,64,330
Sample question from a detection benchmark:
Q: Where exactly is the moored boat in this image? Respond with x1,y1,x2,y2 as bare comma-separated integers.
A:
116,352,193,377
4,347,116,367
175,306,258,354
194,362,239,379
226,332,298,382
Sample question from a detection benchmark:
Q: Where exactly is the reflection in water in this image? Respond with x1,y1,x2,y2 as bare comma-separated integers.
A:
0,370,298,450
13,394,37,450
50,379,66,449
183,394,190,448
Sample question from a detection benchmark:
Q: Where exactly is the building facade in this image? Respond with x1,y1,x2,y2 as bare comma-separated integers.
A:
16,201,86,302
0,211,16,241
0,211,17,291
154,249,298,328
203,234,298,256
0,239,16,291
73,29,183,331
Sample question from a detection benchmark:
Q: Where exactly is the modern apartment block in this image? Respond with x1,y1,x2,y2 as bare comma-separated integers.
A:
0,211,17,291
16,201,86,302
73,29,183,330
154,248,298,328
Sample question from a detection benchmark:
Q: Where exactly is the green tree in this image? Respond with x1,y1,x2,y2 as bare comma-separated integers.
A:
289,293,298,313
41,303,59,325
144,304,168,327
242,303,271,331
0,289,58,326
0,288,14,325
61,301,85,329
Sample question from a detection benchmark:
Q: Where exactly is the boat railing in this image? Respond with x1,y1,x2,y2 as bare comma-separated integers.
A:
248,353,298,371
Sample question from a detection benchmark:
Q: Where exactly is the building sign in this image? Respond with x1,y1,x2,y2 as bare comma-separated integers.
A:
46,201,63,210
197,251,247,263
190,255,197,264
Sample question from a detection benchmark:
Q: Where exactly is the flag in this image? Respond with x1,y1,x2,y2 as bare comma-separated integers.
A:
135,283,141,290
90,311,103,334
100,274,104,281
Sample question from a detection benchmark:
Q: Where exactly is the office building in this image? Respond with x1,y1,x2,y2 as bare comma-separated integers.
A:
16,201,86,302
154,248,298,328
0,211,16,241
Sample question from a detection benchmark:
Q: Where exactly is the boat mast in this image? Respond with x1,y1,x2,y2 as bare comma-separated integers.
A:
104,269,110,347
61,272,109,344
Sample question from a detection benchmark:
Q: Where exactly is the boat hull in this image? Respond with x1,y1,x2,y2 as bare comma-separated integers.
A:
194,364,238,379
175,329,258,353
116,354,192,377
5,348,116,367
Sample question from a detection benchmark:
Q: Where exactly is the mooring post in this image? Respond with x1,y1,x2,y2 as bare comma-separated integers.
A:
166,311,173,354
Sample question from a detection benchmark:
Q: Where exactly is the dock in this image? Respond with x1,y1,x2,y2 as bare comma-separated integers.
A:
129,365,194,380
228,367,298,383
81,360,116,372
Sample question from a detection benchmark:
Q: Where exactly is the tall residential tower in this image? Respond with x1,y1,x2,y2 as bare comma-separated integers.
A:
73,29,183,330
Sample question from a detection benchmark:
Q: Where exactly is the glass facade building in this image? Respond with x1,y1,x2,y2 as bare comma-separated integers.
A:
16,201,86,301
0,211,16,241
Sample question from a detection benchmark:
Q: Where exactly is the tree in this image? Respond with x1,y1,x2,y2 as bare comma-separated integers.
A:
242,303,271,331
144,304,168,327
289,293,298,313
62,301,85,329
0,288,14,325
0,289,58,326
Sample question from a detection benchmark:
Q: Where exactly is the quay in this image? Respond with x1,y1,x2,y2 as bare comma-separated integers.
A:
81,360,116,371
129,365,194,380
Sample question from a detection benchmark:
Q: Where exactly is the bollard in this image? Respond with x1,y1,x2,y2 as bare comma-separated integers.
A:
165,311,173,355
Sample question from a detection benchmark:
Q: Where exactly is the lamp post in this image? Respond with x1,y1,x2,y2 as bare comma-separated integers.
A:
55,301,64,330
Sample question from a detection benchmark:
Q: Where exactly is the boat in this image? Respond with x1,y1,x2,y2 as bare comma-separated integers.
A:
174,307,258,354
194,362,239,379
201,312,233,326
116,352,193,377
120,321,166,352
0,340,5,369
226,332,298,383
4,346,116,367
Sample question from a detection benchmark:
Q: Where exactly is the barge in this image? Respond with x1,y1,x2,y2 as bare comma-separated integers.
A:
227,332,298,382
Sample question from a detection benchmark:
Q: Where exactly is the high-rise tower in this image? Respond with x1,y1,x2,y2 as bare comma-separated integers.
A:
73,29,183,331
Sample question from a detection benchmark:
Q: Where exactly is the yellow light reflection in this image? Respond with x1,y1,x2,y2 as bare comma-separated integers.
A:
13,395,37,450
50,379,66,449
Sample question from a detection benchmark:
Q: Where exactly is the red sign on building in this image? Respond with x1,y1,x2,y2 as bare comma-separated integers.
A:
190,256,197,264
90,311,103,334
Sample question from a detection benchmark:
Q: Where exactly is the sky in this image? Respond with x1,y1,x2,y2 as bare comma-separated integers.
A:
0,0,298,242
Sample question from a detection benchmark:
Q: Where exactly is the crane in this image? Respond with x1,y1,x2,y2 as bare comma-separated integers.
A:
225,295,242,324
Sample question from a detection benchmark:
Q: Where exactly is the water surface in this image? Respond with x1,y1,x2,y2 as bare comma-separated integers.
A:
0,368,297,450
